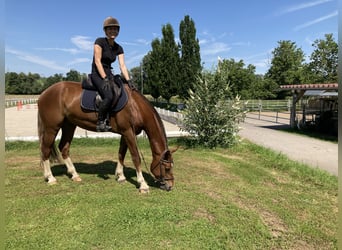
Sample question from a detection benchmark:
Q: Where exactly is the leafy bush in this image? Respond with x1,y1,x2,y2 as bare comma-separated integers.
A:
181,73,246,148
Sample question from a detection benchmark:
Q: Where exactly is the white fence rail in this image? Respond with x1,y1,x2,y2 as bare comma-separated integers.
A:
5,98,38,108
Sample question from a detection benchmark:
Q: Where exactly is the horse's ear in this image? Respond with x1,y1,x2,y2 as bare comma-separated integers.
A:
170,146,180,154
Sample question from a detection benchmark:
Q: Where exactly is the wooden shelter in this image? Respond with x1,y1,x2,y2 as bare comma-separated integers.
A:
280,83,338,130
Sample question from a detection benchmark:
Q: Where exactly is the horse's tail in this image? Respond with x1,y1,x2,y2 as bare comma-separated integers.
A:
37,111,63,163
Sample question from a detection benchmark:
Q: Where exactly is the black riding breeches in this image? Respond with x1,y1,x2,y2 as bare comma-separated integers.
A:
91,71,114,109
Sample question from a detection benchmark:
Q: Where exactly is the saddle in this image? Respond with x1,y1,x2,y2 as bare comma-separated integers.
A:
81,74,128,113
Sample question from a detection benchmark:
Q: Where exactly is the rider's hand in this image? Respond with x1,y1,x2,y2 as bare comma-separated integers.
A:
103,77,110,91
127,79,136,90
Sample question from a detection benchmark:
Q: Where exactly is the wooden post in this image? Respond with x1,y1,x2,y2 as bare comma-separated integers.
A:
290,91,297,128
290,90,305,128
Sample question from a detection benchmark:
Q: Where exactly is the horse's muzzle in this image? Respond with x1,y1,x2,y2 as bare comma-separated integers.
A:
159,181,173,191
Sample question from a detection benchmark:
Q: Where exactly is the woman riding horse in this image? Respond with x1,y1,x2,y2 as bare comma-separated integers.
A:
91,16,133,132
37,17,176,193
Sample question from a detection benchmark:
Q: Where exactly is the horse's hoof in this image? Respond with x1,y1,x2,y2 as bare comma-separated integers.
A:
139,188,150,194
47,180,57,185
117,179,126,184
72,176,82,182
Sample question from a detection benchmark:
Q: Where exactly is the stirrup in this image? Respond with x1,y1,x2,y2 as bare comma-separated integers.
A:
96,121,112,132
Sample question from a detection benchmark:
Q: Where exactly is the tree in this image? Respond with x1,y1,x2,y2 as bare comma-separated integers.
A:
159,23,180,102
129,66,142,91
215,59,253,99
308,33,338,83
179,15,201,100
43,73,63,92
5,72,20,94
266,40,305,98
214,59,277,100
5,72,42,94
251,75,278,100
64,69,81,82
142,39,163,100
181,72,246,148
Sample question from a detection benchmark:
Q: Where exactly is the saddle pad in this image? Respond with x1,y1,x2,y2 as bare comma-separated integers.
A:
80,88,128,113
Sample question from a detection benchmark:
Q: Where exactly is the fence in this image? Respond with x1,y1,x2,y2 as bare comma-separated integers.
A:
5,98,38,108
5,98,292,125
244,99,291,111
154,107,184,126
243,99,292,125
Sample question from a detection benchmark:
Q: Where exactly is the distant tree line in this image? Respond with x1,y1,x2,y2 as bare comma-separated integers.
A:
5,14,337,101
5,70,86,95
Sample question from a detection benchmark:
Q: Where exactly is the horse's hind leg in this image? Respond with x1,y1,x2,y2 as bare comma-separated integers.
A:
59,121,81,182
39,129,58,184
115,136,127,183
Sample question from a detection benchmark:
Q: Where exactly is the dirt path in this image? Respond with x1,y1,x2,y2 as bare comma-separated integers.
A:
4,105,186,140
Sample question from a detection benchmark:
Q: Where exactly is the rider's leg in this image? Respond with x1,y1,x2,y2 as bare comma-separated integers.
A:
91,74,114,132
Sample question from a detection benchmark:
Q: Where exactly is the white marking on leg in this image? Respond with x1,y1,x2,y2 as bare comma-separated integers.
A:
64,157,82,182
115,161,126,183
41,159,57,184
137,170,149,193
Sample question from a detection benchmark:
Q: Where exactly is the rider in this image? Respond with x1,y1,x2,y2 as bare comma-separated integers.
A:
91,16,132,132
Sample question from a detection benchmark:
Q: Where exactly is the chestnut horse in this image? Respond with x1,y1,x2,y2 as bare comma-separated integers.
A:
37,80,175,192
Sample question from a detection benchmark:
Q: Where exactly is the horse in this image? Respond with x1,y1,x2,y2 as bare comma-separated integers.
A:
37,78,176,192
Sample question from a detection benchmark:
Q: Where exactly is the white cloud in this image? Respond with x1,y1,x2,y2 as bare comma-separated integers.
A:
231,41,251,47
198,39,209,45
71,35,93,50
126,55,145,67
201,42,231,56
6,47,68,71
67,58,91,66
276,0,333,15
294,11,338,31
136,38,150,45
36,47,80,55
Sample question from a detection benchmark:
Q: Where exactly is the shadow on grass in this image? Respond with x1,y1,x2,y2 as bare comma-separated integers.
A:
51,161,158,189
258,124,338,142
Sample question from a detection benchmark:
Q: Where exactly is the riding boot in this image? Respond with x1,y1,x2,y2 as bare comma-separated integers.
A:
96,102,112,132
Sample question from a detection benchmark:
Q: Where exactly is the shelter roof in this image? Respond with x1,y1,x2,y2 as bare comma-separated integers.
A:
280,83,338,90
304,90,338,97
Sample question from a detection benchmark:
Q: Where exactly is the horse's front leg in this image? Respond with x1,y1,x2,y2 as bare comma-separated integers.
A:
41,159,57,184
120,134,149,193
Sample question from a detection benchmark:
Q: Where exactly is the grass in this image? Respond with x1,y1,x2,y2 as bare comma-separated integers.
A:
5,137,337,249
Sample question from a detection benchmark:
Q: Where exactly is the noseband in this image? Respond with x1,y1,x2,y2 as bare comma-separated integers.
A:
151,150,174,183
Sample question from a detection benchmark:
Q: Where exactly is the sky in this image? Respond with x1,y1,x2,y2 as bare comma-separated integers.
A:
5,0,338,77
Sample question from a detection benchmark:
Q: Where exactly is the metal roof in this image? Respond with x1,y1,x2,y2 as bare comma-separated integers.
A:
304,90,338,96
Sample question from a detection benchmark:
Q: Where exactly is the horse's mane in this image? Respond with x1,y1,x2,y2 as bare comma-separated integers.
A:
133,90,167,140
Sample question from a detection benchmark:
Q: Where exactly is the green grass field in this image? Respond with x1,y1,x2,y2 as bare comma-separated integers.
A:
5,138,337,249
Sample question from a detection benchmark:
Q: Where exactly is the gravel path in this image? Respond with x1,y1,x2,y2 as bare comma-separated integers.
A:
239,117,338,176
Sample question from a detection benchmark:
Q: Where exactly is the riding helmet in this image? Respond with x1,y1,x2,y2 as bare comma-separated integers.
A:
103,16,120,31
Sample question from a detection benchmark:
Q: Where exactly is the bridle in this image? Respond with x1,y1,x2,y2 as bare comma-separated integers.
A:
135,132,174,188
150,149,174,183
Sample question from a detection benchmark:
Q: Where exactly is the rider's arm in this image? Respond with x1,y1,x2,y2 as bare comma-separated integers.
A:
94,44,107,79
118,53,130,81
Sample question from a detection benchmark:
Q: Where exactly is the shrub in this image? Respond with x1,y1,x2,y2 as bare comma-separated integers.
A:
181,74,246,148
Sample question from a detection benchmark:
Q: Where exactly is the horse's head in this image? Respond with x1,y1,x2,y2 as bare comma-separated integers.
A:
150,148,178,191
